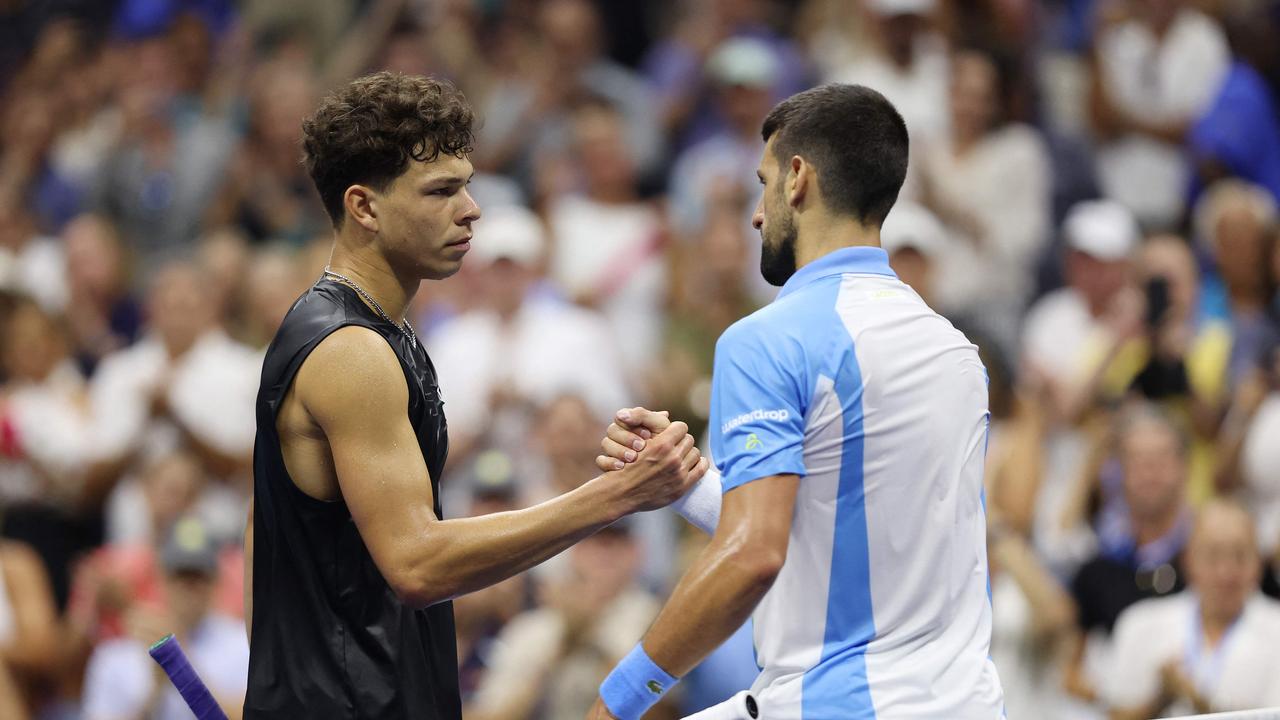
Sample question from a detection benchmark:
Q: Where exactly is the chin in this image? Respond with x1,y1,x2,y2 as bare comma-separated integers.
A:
423,260,464,281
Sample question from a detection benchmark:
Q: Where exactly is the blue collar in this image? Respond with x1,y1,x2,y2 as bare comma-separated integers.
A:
777,246,896,300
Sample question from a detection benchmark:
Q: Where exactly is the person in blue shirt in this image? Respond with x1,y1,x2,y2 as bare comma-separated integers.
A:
589,83,1004,720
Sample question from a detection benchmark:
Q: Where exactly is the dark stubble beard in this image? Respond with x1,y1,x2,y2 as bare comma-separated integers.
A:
760,205,799,287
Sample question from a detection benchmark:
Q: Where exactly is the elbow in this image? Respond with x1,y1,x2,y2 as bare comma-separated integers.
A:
386,558,460,610
726,543,785,592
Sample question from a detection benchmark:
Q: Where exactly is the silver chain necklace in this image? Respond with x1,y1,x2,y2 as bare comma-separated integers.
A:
322,267,418,345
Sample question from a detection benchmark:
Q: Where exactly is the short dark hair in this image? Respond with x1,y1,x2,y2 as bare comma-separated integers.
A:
302,72,475,226
761,84,908,226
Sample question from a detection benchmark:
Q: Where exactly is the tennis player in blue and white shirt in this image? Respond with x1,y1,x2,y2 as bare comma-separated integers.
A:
589,84,1005,719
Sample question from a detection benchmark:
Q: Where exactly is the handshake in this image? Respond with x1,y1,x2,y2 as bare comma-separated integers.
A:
591,407,720,533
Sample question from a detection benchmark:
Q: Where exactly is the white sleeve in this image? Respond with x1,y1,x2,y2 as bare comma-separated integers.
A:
672,466,723,535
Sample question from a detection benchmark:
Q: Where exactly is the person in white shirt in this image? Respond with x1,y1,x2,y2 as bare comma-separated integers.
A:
590,84,1002,720
1092,0,1230,228
0,298,93,505
913,47,1052,352
1104,499,1280,718
428,205,631,471
89,260,260,475
827,0,949,146
546,103,668,377
82,516,249,720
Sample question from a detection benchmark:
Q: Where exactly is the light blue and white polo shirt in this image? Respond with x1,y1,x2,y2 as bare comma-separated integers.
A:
709,246,1005,719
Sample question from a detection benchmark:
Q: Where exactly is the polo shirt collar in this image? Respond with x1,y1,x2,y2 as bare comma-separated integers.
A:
777,246,896,300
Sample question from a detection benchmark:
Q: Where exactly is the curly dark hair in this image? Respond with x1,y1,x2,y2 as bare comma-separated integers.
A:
302,72,475,226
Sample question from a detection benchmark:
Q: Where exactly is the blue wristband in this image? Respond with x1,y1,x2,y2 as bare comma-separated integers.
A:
599,644,678,720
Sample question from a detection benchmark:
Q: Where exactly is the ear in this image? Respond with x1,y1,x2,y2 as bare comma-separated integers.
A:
787,155,811,209
343,185,380,233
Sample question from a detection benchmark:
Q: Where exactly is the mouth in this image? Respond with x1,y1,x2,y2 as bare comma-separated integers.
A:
446,235,472,251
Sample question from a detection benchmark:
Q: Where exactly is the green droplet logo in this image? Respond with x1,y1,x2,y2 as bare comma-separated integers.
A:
745,433,762,451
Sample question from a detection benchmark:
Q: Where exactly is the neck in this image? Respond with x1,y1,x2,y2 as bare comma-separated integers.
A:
795,214,881,270
1200,602,1243,648
1133,509,1180,547
327,241,417,321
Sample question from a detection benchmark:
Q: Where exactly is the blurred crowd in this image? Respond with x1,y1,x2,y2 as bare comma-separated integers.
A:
1,0,1279,718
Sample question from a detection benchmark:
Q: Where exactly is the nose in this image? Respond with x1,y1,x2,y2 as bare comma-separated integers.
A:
752,198,765,230
459,188,481,225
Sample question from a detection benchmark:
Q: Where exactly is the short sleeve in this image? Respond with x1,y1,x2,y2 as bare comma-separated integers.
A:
709,321,808,493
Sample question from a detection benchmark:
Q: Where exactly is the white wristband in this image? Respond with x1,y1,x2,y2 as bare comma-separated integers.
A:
671,466,722,535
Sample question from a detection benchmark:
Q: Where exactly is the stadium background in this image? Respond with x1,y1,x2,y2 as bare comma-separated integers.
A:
1,0,1279,717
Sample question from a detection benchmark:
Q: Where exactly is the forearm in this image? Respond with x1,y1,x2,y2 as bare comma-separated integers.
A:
641,534,778,677
399,478,624,606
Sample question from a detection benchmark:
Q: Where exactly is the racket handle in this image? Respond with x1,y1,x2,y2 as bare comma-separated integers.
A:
148,634,229,720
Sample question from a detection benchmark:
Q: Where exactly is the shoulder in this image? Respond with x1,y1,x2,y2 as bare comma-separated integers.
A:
1114,593,1189,636
990,124,1050,159
297,325,406,417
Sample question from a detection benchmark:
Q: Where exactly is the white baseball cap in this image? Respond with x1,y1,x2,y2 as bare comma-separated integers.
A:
706,37,779,89
1064,199,1140,261
866,0,937,16
881,202,946,258
468,205,545,266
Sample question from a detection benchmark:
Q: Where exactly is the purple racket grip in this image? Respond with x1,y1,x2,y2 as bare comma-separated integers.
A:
148,634,229,720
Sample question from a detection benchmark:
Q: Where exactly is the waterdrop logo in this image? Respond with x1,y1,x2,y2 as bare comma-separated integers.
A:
745,434,763,451
721,408,790,434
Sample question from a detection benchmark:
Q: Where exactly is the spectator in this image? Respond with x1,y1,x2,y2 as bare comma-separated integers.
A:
236,245,308,349
881,200,949,308
987,509,1078,720
88,260,259,485
1189,0,1280,206
0,540,60,719
524,394,676,594
428,205,630,470
81,515,248,720
667,36,778,243
1064,404,1193,705
1024,200,1145,425
643,0,811,150
475,0,661,189
61,214,144,376
1103,500,1280,718
467,520,663,720
656,195,763,436
912,46,1052,351
827,0,950,145
0,298,92,505
1090,0,1229,229
93,32,237,267
546,102,669,377
207,58,327,245
1193,180,1279,386
454,467,530,704
0,201,66,314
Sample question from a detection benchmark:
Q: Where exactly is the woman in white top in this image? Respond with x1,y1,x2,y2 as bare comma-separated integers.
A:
911,47,1052,353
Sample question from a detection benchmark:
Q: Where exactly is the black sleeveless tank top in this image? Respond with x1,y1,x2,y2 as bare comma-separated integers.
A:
244,278,460,719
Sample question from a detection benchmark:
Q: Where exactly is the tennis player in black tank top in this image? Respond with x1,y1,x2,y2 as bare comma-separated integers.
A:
243,72,707,719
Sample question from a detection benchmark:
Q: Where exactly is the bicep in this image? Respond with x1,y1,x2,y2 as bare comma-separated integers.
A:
718,474,800,555
300,328,438,584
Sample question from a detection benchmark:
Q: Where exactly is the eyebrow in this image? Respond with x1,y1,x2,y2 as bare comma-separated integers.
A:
423,172,475,188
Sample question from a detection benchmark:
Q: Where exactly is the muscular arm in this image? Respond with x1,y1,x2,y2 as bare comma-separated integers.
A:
627,474,797,677
301,328,703,608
